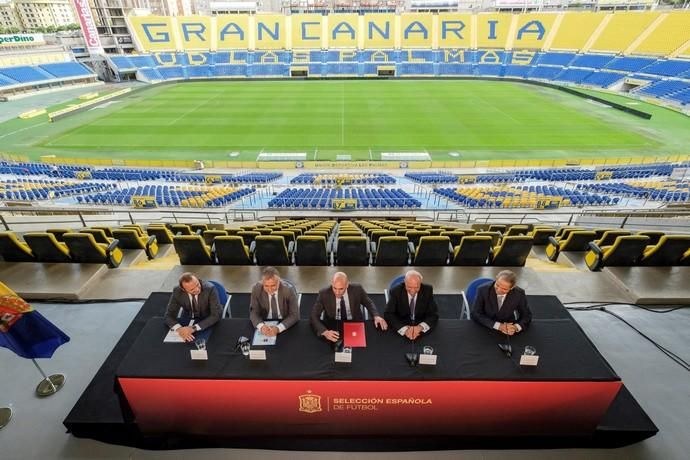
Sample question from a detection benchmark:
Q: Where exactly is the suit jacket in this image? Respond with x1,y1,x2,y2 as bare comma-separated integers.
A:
165,280,221,331
249,281,299,330
310,283,380,336
384,283,439,333
471,282,532,331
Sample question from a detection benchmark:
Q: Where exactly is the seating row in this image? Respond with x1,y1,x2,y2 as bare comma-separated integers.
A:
543,228,690,269
0,179,114,201
290,173,395,185
1,161,282,183
76,186,254,207
405,164,681,185
0,231,123,268
575,181,689,202
170,233,535,267
268,188,421,209
435,186,617,209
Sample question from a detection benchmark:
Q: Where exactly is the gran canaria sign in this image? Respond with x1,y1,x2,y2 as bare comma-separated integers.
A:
128,13,554,52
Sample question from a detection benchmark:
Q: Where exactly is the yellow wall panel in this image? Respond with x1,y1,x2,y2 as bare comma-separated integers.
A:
476,13,511,49
328,14,359,48
217,15,249,49
256,14,286,49
291,14,323,49
513,13,556,49
590,12,660,53
400,14,433,48
177,16,212,50
129,16,176,52
436,13,472,49
550,12,607,51
632,12,690,56
363,14,396,49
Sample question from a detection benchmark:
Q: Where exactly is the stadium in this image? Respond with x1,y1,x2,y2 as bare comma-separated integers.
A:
1,4,690,459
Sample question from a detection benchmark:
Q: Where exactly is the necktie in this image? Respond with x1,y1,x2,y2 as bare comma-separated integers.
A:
409,295,416,321
342,297,351,321
192,295,198,318
270,294,279,319
497,294,505,311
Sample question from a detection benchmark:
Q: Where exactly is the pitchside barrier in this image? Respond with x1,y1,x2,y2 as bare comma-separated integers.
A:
37,155,690,170
47,88,133,122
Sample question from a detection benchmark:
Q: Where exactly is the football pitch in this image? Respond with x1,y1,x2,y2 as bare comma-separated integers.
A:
3,79,690,162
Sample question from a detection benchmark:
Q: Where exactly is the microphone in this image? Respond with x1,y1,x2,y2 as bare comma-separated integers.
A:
235,336,250,356
405,310,419,366
333,297,344,352
498,331,512,357
498,310,518,357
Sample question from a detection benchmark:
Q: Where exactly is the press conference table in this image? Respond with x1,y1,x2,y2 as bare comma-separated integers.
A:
116,318,621,438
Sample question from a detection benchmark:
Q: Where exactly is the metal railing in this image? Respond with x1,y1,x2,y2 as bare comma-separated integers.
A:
2,205,689,234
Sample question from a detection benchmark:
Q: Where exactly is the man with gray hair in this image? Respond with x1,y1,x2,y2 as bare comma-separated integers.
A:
249,266,299,337
385,270,439,341
311,272,388,342
471,270,531,335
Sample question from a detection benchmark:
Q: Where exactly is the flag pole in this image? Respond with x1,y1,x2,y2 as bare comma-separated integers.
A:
31,359,65,397
0,407,11,429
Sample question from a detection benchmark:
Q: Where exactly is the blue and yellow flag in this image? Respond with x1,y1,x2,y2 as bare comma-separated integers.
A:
0,282,70,359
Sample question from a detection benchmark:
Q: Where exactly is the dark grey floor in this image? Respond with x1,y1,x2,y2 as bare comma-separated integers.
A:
1,299,688,459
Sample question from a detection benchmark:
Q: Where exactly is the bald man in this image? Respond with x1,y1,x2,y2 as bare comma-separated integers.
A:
310,272,388,342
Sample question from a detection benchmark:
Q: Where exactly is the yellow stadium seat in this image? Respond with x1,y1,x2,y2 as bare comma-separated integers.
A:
0,232,35,262
63,232,123,268
584,235,650,272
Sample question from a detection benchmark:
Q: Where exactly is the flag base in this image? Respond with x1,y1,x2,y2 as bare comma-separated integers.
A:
36,374,65,397
0,407,12,429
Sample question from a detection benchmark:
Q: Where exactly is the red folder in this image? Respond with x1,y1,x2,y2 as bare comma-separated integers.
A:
343,322,367,348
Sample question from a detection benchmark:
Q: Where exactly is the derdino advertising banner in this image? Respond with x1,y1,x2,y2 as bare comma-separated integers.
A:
0,34,45,47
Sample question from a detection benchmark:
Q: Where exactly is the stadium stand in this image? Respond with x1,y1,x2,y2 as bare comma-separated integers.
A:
0,58,98,97
290,173,395,184
76,185,255,207
268,188,421,209
99,11,690,107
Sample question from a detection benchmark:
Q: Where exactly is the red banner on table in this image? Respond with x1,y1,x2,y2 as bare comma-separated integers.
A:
119,378,621,437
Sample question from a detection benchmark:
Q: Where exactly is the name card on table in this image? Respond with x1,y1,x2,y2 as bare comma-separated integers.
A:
520,354,539,366
335,352,352,363
190,350,208,360
249,349,267,360
419,354,438,366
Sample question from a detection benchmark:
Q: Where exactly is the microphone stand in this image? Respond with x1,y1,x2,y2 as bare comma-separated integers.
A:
499,308,519,358
498,327,512,358
406,319,419,366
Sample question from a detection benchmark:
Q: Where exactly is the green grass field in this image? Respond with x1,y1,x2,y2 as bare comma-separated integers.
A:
2,80,690,162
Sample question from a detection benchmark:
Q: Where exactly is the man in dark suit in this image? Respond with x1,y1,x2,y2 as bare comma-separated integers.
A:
385,270,439,341
250,266,299,336
311,272,388,342
165,272,221,342
472,270,532,335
